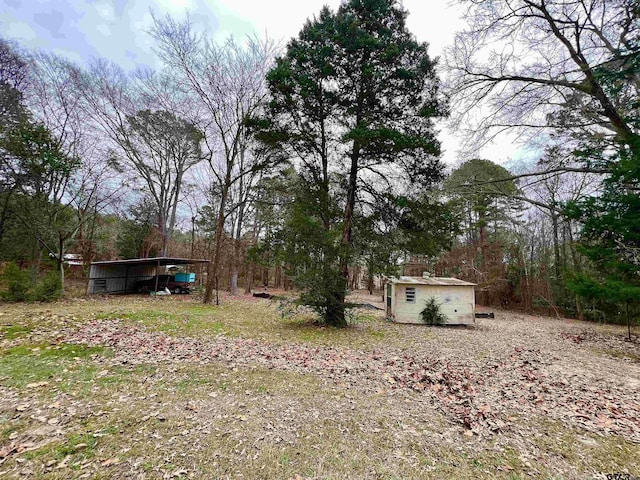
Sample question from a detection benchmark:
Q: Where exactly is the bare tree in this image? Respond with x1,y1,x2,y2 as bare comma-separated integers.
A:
150,15,277,304
226,142,265,295
0,50,123,288
123,109,203,255
29,52,125,287
27,51,87,163
446,0,639,156
75,59,203,256
47,155,123,291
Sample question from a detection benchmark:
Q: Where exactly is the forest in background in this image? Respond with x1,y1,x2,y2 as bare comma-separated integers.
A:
0,0,638,330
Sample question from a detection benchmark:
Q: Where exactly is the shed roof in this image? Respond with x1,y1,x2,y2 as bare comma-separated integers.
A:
389,276,476,286
90,257,209,267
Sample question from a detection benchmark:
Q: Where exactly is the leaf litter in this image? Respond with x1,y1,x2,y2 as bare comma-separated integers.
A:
2,299,639,478
65,316,640,442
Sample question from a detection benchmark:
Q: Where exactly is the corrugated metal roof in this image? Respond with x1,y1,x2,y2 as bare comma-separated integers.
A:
91,257,209,266
389,276,476,286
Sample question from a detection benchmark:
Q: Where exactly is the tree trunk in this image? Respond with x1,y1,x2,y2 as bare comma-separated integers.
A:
567,222,584,321
204,183,229,305
244,263,254,294
560,221,567,274
551,211,561,281
244,217,259,294
335,140,360,328
626,302,631,341
478,207,487,264
367,270,374,295
58,232,65,295
230,268,239,295
190,216,196,258
230,178,247,296
326,299,345,328
158,213,168,257
350,267,357,290
275,264,281,289
230,225,240,295
0,190,14,244
520,242,530,311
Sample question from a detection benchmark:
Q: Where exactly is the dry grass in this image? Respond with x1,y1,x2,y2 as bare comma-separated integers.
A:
0,294,638,479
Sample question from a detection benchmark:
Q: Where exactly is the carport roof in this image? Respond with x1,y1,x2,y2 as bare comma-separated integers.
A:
90,257,209,266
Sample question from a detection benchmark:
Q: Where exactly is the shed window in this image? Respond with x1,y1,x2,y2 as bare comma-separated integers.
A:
405,287,416,303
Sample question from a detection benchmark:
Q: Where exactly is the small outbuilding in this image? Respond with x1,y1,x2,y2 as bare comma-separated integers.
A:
386,275,476,325
87,257,209,295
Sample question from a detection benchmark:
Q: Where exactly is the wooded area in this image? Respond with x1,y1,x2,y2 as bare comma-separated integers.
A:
1,0,638,332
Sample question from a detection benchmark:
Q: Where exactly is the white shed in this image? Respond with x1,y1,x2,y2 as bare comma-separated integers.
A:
386,275,476,325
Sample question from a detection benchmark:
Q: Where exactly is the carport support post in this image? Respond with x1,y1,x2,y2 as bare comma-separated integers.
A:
154,260,160,293
124,265,129,293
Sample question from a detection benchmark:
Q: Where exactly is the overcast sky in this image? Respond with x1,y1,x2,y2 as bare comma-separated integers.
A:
0,0,530,167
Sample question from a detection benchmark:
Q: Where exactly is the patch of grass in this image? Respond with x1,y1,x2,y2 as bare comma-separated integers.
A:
351,312,378,323
1,423,17,442
100,307,226,337
54,433,99,460
6,364,346,479
531,418,640,476
18,423,122,474
0,343,112,391
97,309,176,323
369,329,385,339
40,343,110,359
0,342,108,359
98,299,391,348
175,371,212,391
592,347,640,362
399,440,531,479
273,314,388,348
475,349,491,360
0,324,32,339
22,432,100,463
68,295,398,348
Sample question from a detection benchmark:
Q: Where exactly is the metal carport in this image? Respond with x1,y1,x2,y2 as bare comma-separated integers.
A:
87,257,209,294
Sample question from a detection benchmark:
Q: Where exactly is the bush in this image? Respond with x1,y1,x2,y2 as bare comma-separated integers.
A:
0,262,31,302
277,296,316,320
0,264,63,303
30,270,63,302
420,297,447,325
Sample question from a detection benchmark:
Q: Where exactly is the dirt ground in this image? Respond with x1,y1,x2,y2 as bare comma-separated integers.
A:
0,293,639,479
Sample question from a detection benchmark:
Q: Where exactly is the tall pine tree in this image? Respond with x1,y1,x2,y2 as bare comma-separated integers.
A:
257,0,445,326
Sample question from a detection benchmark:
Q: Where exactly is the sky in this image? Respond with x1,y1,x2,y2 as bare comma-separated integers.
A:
0,0,530,167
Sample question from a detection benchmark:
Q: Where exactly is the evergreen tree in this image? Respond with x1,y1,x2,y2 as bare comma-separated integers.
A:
257,0,446,326
445,159,520,247
396,194,461,257
115,198,161,259
567,149,640,339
